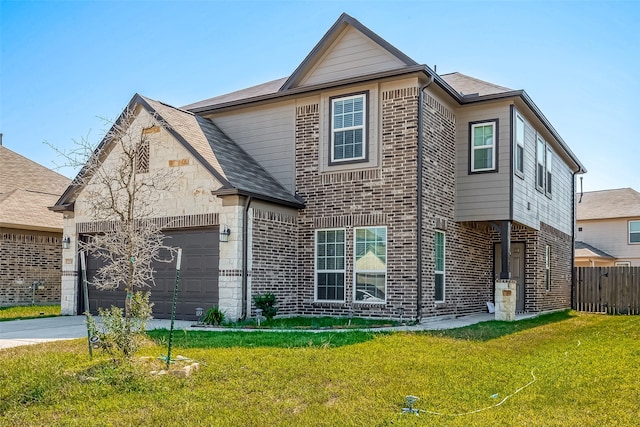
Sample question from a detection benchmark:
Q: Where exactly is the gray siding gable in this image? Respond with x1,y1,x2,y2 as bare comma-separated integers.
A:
281,13,417,90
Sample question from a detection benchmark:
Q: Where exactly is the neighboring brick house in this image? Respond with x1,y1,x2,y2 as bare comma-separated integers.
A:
575,188,640,266
53,14,585,321
0,141,70,306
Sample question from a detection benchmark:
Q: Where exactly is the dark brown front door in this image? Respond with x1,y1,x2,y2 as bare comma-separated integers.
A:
81,227,219,320
495,242,526,312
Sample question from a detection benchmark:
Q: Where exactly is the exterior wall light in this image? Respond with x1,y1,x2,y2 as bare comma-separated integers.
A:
62,236,71,249
219,226,231,243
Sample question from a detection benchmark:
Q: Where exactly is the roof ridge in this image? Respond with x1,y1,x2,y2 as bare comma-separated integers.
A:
445,71,512,92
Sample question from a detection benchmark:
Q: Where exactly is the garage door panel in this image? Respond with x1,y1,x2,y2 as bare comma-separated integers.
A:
83,227,219,320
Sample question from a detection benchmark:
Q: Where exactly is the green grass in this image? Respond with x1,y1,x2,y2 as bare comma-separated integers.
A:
221,316,399,330
0,305,60,321
147,329,377,348
1,311,638,426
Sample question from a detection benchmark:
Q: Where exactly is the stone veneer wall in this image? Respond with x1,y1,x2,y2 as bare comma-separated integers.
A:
418,91,495,318
0,230,62,306
250,208,299,316
294,87,420,319
489,222,572,313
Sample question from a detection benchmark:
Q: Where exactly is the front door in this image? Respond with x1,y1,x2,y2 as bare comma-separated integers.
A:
495,242,526,313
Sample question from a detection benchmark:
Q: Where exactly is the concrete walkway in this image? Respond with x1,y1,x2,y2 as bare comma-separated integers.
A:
0,312,537,350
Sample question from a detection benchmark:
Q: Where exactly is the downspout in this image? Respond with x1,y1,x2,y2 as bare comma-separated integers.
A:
571,171,578,309
241,195,253,320
416,71,434,321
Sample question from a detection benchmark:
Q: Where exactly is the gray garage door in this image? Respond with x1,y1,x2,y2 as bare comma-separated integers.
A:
80,227,219,320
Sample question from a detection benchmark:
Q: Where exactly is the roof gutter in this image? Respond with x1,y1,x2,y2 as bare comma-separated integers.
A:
213,188,305,210
416,71,435,321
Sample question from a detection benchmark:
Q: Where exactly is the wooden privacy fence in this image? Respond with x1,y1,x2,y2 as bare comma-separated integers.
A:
574,267,640,314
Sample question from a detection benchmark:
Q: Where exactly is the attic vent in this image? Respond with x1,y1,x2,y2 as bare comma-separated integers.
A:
136,139,150,174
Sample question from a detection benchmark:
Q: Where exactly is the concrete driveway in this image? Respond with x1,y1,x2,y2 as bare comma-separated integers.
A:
0,316,194,350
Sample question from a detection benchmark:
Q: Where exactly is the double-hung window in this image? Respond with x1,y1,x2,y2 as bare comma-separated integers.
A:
470,120,497,172
316,229,345,301
435,231,445,302
515,114,525,177
536,136,546,190
629,221,640,244
330,93,367,163
354,227,387,303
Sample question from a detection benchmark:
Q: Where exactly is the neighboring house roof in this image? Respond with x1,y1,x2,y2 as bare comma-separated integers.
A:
575,241,616,260
577,188,640,220
54,94,304,211
440,72,512,96
181,13,585,174
0,145,70,232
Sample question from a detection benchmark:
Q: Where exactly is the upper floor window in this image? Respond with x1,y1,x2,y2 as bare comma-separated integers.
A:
536,136,545,190
470,120,497,172
515,114,525,177
354,226,387,303
330,93,367,164
545,146,553,196
630,220,640,244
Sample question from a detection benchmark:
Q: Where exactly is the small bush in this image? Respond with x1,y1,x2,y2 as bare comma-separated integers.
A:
201,306,225,325
86,291,153,361
253,292,278,320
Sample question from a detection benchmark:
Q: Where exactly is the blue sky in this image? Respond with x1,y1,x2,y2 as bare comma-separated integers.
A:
1,0,638,192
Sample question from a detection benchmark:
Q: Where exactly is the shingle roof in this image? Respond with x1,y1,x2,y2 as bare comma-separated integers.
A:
182,78,287,112
575,241,615,260
440,72,512,96
55,95,303,210
577,188,640,220
141,96,302,206
0,145,70,231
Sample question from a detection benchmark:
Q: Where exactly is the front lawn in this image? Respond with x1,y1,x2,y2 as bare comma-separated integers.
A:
0,305,60,322
1,311,638,426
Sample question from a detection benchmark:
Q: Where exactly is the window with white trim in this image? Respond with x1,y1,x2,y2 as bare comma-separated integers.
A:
435,231,445,302
629,221,640,244
515,114,525,176
354,227,387,303
330,93,366,163
545,146,553,196
545,245,551,291
471,121,496,172
315,229,345,301
536,136,546,190
615,261,631,267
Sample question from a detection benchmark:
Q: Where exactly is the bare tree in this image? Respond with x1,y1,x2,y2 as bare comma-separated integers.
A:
48,106,179,357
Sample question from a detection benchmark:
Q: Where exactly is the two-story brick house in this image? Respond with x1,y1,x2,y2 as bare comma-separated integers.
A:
53,14,585,320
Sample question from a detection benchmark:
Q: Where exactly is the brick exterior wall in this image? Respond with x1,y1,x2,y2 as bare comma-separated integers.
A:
294,88,420,319
489,222,573,313
250,208,299,316
0,230,62,306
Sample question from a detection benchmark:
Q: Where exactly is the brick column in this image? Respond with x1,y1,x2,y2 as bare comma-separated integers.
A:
495,279,516,321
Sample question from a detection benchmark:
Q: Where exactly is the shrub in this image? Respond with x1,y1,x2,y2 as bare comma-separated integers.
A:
201,306,225,326
86,291,153,361
253,292,278,320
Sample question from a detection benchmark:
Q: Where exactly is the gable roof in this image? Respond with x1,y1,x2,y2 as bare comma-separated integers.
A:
54,94,304,211
0,145,70,231
575,241,615,260
281,13,418,90
577,188,640,221
180,14,585,175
